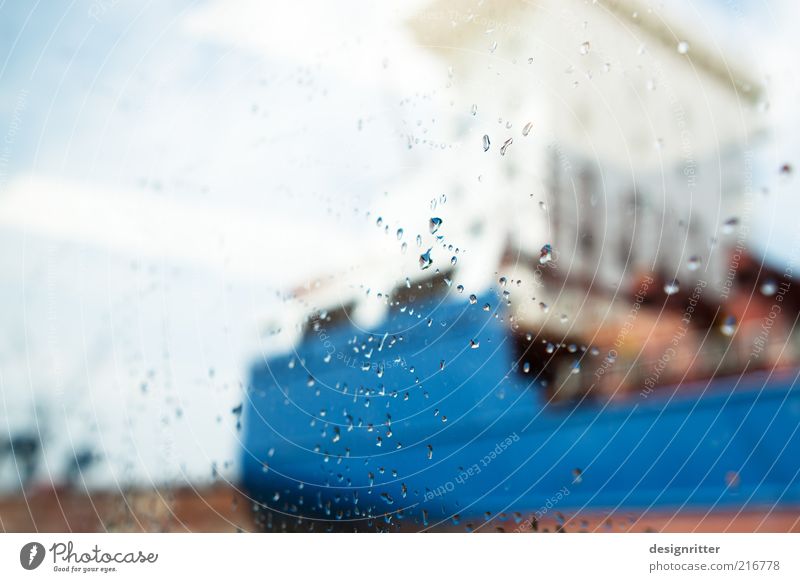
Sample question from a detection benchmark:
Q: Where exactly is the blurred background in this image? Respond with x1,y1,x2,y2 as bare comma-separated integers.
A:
1,0,799,532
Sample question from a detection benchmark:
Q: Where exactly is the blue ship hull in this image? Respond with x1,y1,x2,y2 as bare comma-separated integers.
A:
242,294,800,528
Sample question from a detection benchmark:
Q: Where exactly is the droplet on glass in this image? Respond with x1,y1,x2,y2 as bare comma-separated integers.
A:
760,279,777,296
687,255,701,271
664,279,680,295
469,294,478,305
720,315,737,336
579,41,590,55
429,217,443,234
522,122,533,136
539,244,553,264
482,134,491,152
500,138,513,156
471,103,477,116
470,339,480,349
725,470,741,489
419,249,433,270
722,217,739,234
677,41,689,54
396,228,404,240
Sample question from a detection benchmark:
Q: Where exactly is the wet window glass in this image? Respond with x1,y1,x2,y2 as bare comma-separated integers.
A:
0,0,798,536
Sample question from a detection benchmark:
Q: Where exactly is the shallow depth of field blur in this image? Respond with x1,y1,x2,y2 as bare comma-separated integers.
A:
1,0,800,532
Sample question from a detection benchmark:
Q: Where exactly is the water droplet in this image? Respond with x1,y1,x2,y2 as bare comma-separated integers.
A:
456,284,464,293
489,40,498,53
760,279,777,296
572,468,583,483
538,201,546,211
720,315,737,336
419,249,433,270
522,122,533,136
396,228,404,240
722,217,739,234
450,255,457,266
482,134,491,152
376,216,383,227
500,138,513,156
545,342,555,354
687,255,701,271
482,303,491,311
469,294,478,305
416,234,423,247
471,103,477,116
523,362,530,373
664,279,680,295
539,301,549,313
539,244,553,264
427,444,433,460
498,276,507,287
429,217,443,234
579,41,590,55
677,40,689,54
470,339,480,349
528,57,534,64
